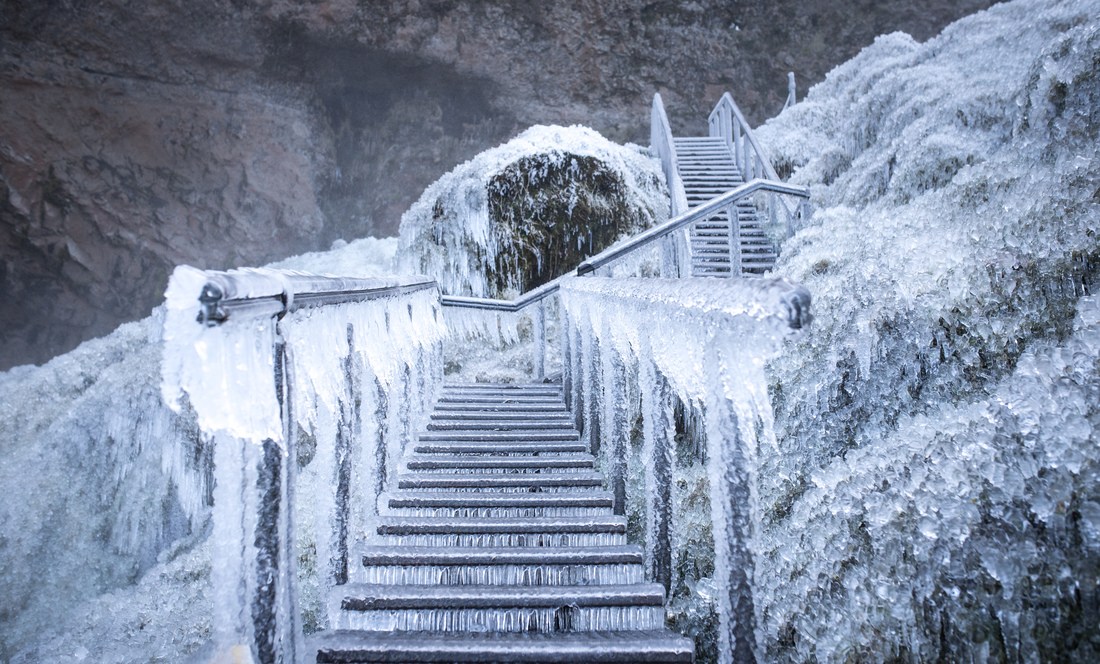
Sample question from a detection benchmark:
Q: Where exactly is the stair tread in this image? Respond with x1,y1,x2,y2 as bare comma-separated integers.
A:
398,473,604,489
376,516,627,535
418,430,578,441
407,455,595,470
339,583,666,609
388,491,614,508
312,629,695,663
361,545,644,565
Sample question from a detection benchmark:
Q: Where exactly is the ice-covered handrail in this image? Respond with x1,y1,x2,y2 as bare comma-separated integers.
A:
183,267,437,326
650,93,689,217
161,265,445,662
560,276,811,663
709,92,782,183
576,178,809,275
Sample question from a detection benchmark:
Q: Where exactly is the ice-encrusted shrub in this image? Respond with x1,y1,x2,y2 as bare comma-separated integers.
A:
396,125,668,297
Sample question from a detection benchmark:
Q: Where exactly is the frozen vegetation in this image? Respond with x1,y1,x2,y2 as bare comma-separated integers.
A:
751,0,1099,659
1,0,1097,660
0,243,399,661
396,124,668,297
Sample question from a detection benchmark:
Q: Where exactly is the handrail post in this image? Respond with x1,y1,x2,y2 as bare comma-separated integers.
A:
210,330,300,664
532,299,546,380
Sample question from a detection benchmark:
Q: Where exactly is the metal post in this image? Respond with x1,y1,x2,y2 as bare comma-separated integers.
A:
533,299,546,380
640,335,674,594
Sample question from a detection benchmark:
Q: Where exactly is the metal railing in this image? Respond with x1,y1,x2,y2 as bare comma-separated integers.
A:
577,178,810,275
167,269,443,664
438,178,809,378
197,271,437,326
650,93,689,217
709,92,809,239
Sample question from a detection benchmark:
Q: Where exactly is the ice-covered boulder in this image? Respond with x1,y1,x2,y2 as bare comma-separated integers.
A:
396,125,669,297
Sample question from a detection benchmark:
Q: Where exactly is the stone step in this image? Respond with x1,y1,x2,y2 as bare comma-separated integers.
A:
398,473,604,490
357,548,645,586
406,455,595,471
360,545,643,567
411,441,588,455
426,419,576,431
418,430,579,442
439,395,564,405
443,382,562,392
430,411,574,422
311,629,695,663
375,516,627,536
337,583,665,612
387,491,614,512
433,403,569,413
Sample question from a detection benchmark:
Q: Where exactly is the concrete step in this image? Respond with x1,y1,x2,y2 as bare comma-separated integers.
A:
387,491,614,513
433,403,569,413
311,629,695,663
411,441,588,455
375,516,627,536
357,550,645,585
431,411,574,422
360,545,643,567
397,472,604,490
418,430,579,442
439,396,564,405
427,419,576,431
406,455,595,471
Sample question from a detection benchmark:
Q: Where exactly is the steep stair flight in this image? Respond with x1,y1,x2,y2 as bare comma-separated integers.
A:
674,136,778,276
310,381,694,663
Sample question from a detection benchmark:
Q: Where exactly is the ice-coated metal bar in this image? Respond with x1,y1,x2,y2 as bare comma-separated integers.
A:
576,178,809,276
190,268,438,326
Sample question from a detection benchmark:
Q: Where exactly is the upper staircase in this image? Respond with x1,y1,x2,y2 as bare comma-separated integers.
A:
674,137,778,276
310,382,695,663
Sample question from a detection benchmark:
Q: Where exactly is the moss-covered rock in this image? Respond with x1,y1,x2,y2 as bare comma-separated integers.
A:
396,125,668,297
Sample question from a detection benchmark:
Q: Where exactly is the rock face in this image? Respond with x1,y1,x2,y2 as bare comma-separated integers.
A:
0,0,997,369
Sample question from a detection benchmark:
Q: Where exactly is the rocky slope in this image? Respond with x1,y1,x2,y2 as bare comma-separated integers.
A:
0,0,997,369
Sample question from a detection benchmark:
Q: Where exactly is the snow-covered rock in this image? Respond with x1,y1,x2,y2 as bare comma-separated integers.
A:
396,124,668,297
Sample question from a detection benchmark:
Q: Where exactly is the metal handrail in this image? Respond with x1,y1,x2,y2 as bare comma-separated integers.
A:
441,275,565,312
195,272,437,325
650,93,689,216
709,92,783,183
437,179,809,312
577,178,809,276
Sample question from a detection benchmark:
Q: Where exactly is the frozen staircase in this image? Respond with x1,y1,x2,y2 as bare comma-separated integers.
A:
310,382,695,663
674,136,777,276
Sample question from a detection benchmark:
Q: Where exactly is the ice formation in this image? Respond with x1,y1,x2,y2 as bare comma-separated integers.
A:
396,124,669,298
750,0,1100,659
559,276,811,664
161,266,447,650
0,246,401,660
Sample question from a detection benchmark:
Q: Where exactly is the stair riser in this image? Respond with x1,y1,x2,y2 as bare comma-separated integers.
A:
335,606,665,634
395,486,601,493
412,446,587,455
427,422,576,431
377,533,626,547
358,563,643,586
388,506,613,518
405,466,594,474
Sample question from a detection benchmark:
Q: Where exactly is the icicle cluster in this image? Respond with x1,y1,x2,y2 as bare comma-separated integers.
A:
161,266,446,644
560,276,810,664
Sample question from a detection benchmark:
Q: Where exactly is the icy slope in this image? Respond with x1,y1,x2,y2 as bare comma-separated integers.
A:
0,240,398,660
396,124,668,297
753,0,1099,659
